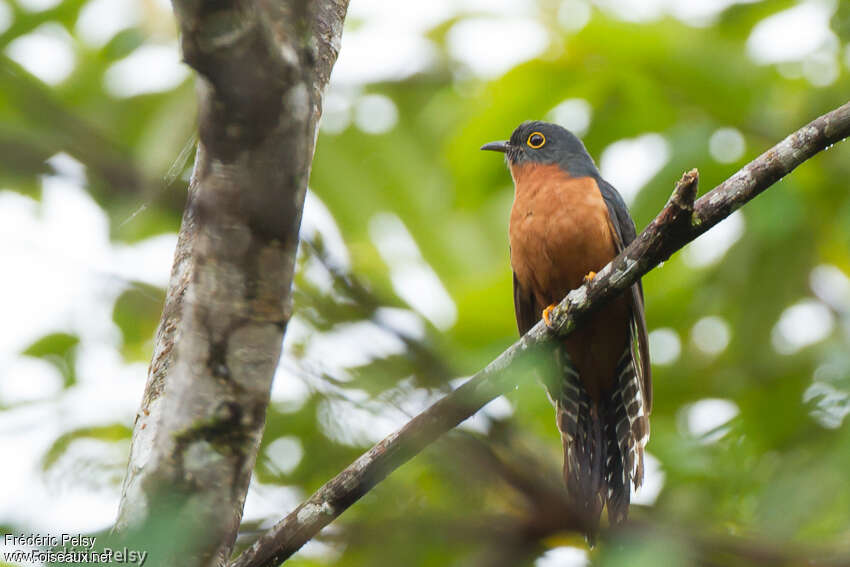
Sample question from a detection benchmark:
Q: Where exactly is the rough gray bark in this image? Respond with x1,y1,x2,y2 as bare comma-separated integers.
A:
230,100,850,567
114,1,349,566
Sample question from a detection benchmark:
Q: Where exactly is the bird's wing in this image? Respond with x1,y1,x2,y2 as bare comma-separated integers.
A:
513,271,538,336
596,178,652,413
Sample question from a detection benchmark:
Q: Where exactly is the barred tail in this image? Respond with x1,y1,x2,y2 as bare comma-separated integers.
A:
554,349,649,528
604,350,649,523
554,349,604,528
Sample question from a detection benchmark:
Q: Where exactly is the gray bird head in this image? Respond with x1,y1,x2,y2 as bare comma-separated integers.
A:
481,121,599,178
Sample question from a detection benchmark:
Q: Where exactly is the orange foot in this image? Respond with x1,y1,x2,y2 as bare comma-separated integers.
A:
542,304,557,330
584,271,597,283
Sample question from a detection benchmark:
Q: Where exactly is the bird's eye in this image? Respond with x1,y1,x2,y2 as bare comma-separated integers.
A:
527,132,546,149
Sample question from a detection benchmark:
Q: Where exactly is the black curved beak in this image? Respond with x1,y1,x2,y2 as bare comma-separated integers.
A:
480,141,509,153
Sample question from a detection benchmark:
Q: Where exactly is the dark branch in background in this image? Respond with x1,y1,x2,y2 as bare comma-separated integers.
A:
622,520,850,567
308,430,850,567
231,100,850,567
0,54,157,200
453,432,850,567
298,237,455,390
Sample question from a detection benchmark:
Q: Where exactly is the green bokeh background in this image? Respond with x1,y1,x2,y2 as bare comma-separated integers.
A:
2,0,849,565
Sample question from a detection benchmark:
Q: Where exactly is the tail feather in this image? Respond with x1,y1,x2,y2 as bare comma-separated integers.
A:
554,350,603,526
553,348,649,528
613,350,649,491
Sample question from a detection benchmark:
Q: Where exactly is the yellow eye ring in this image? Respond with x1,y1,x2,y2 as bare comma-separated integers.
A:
527,132,546,149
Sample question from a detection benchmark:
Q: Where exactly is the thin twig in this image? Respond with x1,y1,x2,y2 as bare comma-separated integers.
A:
230,100,850,567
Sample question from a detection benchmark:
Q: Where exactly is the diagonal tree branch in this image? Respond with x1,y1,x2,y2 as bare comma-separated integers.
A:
230,100,850,567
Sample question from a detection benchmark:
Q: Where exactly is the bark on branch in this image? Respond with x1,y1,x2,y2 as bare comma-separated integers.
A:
230,100,850,567
114,2,349,566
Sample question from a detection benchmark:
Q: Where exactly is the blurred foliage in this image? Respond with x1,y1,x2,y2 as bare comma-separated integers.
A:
21,332,79,388
2,0,850,566
112,283,165,361
40,423,131,472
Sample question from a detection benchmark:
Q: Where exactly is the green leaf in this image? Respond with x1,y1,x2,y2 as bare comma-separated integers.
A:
41,424,132,472
22,332,79,388
112,283,165,361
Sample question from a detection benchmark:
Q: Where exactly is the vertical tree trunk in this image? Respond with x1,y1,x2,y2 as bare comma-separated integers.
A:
114,2,349,565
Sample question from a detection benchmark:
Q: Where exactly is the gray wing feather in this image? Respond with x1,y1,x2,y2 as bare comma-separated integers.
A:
513,272,538,337
596,178,653,413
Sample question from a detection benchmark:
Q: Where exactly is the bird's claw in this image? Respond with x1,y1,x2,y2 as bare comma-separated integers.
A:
583,271,597,283
542,304,557,331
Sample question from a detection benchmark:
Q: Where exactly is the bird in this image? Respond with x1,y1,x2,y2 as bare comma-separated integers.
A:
482,121,651,530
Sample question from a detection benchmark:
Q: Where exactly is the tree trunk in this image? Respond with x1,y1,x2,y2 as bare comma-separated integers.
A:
114,2,349,565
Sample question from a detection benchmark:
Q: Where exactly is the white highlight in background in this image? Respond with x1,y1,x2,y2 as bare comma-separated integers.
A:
301,190,352,269
772,299,835,354
374,307,426,340
16,0,61,12
305,320,408,369
810,264,850,311
320,90,354,135
804,380,850,429
447,18,548,78
802,49,840,87
709,127,746,163
6,24,76,85
595,0,759,26
599,133,670,204
0,357,63,404
369,213,457,330
332,27,435,86
75,0,140,47
241,480,304,525
557,0,592,32
648,327,681,366
104,44,190,98
0,1,12,35
632,451,665,504
669,0,760,26
747,0,837,63
0,156,176,532
547,98,593,137
536,546,589,567
691,316,731,356
264,436,304,476
354,94,399,134
683,210,744,268
681,398,740,443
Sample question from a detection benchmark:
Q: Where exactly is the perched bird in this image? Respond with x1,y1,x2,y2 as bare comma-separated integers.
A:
482,121,651,528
